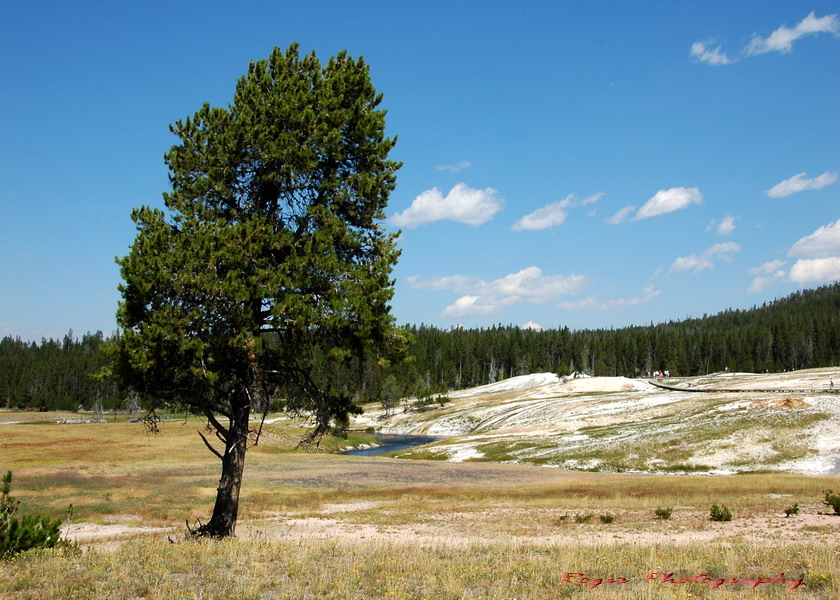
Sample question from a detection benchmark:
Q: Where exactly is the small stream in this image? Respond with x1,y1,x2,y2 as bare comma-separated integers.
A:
344,433,442,456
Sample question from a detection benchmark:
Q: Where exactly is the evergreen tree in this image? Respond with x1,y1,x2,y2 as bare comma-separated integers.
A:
112,44,401,537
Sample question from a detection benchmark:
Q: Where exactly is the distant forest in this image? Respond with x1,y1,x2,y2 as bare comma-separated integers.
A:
2,284,839,411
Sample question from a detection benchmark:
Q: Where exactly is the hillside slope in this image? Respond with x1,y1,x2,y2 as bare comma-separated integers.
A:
352,368,840,474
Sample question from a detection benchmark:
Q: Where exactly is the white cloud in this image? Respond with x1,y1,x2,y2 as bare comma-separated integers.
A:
512,193,604,231
582,192,605,206
691,40,732,65
707,242,742,259
746,276,774,294
522,321,542,331
749,260,788,275
694,12,839,66
407,274,478,290
442,295,498,318
606,205,635,225
766,171,838,198
669,242,741,274
747,219,840,292
391,183,503,228
746,12,840,56
436,161,472,173
788,257,840,284
789,218,840,258
414,266,588,318
670,255,714,273
709,214,736,236
636,187,703,220
512,200,569,231
556,286,661,311
746,260,788,293
480,267,587,303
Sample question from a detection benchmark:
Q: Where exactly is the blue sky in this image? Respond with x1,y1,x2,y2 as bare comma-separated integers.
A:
1,1,839,340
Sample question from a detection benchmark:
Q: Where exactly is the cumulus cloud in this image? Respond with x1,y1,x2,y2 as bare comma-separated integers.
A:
746,260,789,293
708,214,736,236
406,274,478,291
436,161,472,173
746,277,774,294
693,12,839,66
479,267,587,303
788,257,840,284
391,183,503,228
556,286,661,311
512,200,570,231
789,218,840,258
766,171,838,198
636,187,703,220
411,266,588,318
747,219,840,292
606,205,635,225
522,321,542,331
670,255,714,274
691,41,732,65
442,295,498,318
749,260,788,275
669,242,741,274
746,12,840,56
512,193,604,231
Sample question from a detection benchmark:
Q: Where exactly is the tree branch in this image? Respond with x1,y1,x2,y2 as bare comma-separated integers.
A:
203,408,230,442
197,430,224,461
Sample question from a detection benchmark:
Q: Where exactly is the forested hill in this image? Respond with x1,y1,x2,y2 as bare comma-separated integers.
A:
398,283,840,394
1,284,839,410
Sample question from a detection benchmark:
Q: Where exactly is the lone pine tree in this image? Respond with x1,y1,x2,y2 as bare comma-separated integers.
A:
113,44,401,537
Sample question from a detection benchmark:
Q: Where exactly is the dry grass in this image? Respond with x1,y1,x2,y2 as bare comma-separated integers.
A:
2,416,840,599
1,538,837,599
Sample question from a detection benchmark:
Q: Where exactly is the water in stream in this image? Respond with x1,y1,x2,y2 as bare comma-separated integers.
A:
344,434,442,456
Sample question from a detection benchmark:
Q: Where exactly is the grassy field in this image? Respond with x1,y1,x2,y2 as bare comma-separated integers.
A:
1,412,839,599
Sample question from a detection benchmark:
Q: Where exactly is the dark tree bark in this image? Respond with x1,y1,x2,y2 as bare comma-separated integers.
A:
199,397,250,537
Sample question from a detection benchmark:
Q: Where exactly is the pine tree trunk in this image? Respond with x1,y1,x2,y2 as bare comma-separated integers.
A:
200,399,250,538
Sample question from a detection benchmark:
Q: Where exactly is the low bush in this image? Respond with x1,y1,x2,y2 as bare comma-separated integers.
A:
654,506,672,520
599,514,614,524
823,490,840,515
710,504,732,522
1,471,65,560
784,503,800,517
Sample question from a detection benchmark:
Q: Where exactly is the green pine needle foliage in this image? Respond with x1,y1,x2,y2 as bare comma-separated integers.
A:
1,471,64,560
823,490,840,515
710,504,733,522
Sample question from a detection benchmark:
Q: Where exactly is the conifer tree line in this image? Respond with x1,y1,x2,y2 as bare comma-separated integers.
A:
1,283,839,411
0,331,115,411
395,282,840,396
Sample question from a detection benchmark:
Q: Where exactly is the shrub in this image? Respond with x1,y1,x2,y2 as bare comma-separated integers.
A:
710,504,732,522
823,490,840,515
574,514,593,523
599,514,614,524
0,471,20,521
411,396,435,412
784,503,800,517
654,507,672,520
1,470,65,560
